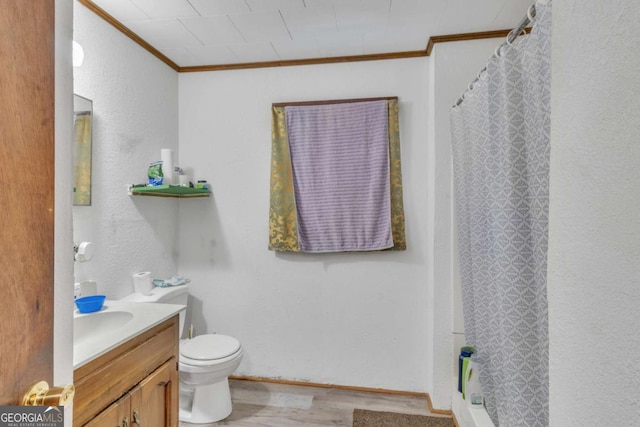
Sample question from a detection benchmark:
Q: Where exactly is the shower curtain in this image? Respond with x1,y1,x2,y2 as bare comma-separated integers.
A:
450,1,551,426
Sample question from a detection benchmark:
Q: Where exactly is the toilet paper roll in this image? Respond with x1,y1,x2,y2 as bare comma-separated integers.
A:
161,149,174,185
75,241,94,262
79,280,97,297
133,271,153,296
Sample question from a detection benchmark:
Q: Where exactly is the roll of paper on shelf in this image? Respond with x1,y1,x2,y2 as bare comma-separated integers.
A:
161,149,174,185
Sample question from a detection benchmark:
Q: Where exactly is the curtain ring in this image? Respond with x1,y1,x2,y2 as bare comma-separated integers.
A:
507,27,528,46
527,5,535,22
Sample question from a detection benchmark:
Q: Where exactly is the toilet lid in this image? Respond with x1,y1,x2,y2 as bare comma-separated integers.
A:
181,334,241,360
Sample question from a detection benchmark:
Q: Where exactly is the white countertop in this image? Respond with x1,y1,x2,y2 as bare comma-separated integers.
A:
73,300,185,369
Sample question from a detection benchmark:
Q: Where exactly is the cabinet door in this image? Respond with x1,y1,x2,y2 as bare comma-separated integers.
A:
130,358,178,427
84,394,131,427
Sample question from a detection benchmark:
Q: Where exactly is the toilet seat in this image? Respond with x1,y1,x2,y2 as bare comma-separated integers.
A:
180,334,242,366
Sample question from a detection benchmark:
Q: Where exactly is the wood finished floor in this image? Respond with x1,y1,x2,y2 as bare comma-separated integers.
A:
180,379,451,426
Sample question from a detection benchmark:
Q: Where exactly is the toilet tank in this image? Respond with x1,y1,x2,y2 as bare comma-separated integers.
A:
122,285,189,336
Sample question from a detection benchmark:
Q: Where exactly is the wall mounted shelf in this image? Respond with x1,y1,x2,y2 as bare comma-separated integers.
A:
128,185,210,198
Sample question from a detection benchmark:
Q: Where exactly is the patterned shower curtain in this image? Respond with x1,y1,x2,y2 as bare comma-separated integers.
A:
450,1,551,426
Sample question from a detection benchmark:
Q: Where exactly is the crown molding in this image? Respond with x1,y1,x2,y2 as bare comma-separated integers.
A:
178,51,426,72
79,0,529,73
425,27,533,55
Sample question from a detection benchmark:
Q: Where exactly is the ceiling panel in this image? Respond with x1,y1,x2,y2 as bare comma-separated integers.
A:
187,0,251,16
228,11,292,43
126,20,202,49
227,42,280,62
279,3,337,38
302,0,335,8
92,0,149,22
363,28,428,54
128,0,199,20
388,0,448,29
245,0,306,13
180,15,245,45
436,0,506,35
333,0,390,31
186,45,240,65
314,30,364,57
271,37,324,60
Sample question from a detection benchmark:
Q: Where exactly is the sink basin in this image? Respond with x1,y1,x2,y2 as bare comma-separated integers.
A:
74,310,133,345
73,300,185,369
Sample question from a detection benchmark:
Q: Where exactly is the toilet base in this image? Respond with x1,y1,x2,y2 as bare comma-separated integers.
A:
179,377,233,424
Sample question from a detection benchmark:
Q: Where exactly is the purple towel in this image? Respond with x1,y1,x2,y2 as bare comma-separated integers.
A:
285,100,393,252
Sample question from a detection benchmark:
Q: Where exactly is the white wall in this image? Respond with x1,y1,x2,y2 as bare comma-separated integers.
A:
178,59,431,393
428,38,501,410
73,3,180,299
69,2,640,422
71,5,517,405
548,1,640,425
54,1,74,425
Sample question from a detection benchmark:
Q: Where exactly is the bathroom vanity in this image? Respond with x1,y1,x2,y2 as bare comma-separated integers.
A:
73,301,184,426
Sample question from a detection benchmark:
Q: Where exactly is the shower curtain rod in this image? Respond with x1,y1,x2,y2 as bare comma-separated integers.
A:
272,96,397,108
453,3,537,108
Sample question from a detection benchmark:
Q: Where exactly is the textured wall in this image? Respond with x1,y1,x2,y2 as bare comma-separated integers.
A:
73,3,179,299
71,3,505,403
548,1,640,425
429,38,501,412
178,59,431,393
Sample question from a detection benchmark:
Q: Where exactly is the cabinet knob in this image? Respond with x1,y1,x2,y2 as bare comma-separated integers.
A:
22,381,75,406
123,416,129,427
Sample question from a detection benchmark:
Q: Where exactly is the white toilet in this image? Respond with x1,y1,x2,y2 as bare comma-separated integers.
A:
122,284,243,424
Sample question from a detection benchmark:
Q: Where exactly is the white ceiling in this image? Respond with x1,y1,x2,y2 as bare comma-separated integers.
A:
89,0,534,68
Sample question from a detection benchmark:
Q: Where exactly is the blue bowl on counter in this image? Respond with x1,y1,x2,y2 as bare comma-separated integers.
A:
75,295,106,313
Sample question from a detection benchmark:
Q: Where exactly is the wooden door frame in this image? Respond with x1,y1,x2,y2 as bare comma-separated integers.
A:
0,0,75,413
0,0,56,405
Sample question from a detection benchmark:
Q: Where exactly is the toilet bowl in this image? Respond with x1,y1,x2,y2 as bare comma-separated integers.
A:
121,285,243,423
178,334,244,423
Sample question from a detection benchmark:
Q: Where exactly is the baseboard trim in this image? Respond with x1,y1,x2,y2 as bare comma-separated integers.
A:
229,375,453,416
424,392,454,416
452,412,461,427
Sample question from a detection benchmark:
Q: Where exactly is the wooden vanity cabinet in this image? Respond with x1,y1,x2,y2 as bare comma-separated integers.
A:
84,360,176,427
83,394,129,427
74,316,179,427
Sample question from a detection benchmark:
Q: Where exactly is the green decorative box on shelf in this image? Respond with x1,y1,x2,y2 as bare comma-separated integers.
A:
128,185,210,198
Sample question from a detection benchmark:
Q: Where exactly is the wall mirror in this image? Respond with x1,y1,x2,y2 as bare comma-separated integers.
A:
73,94,93,206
